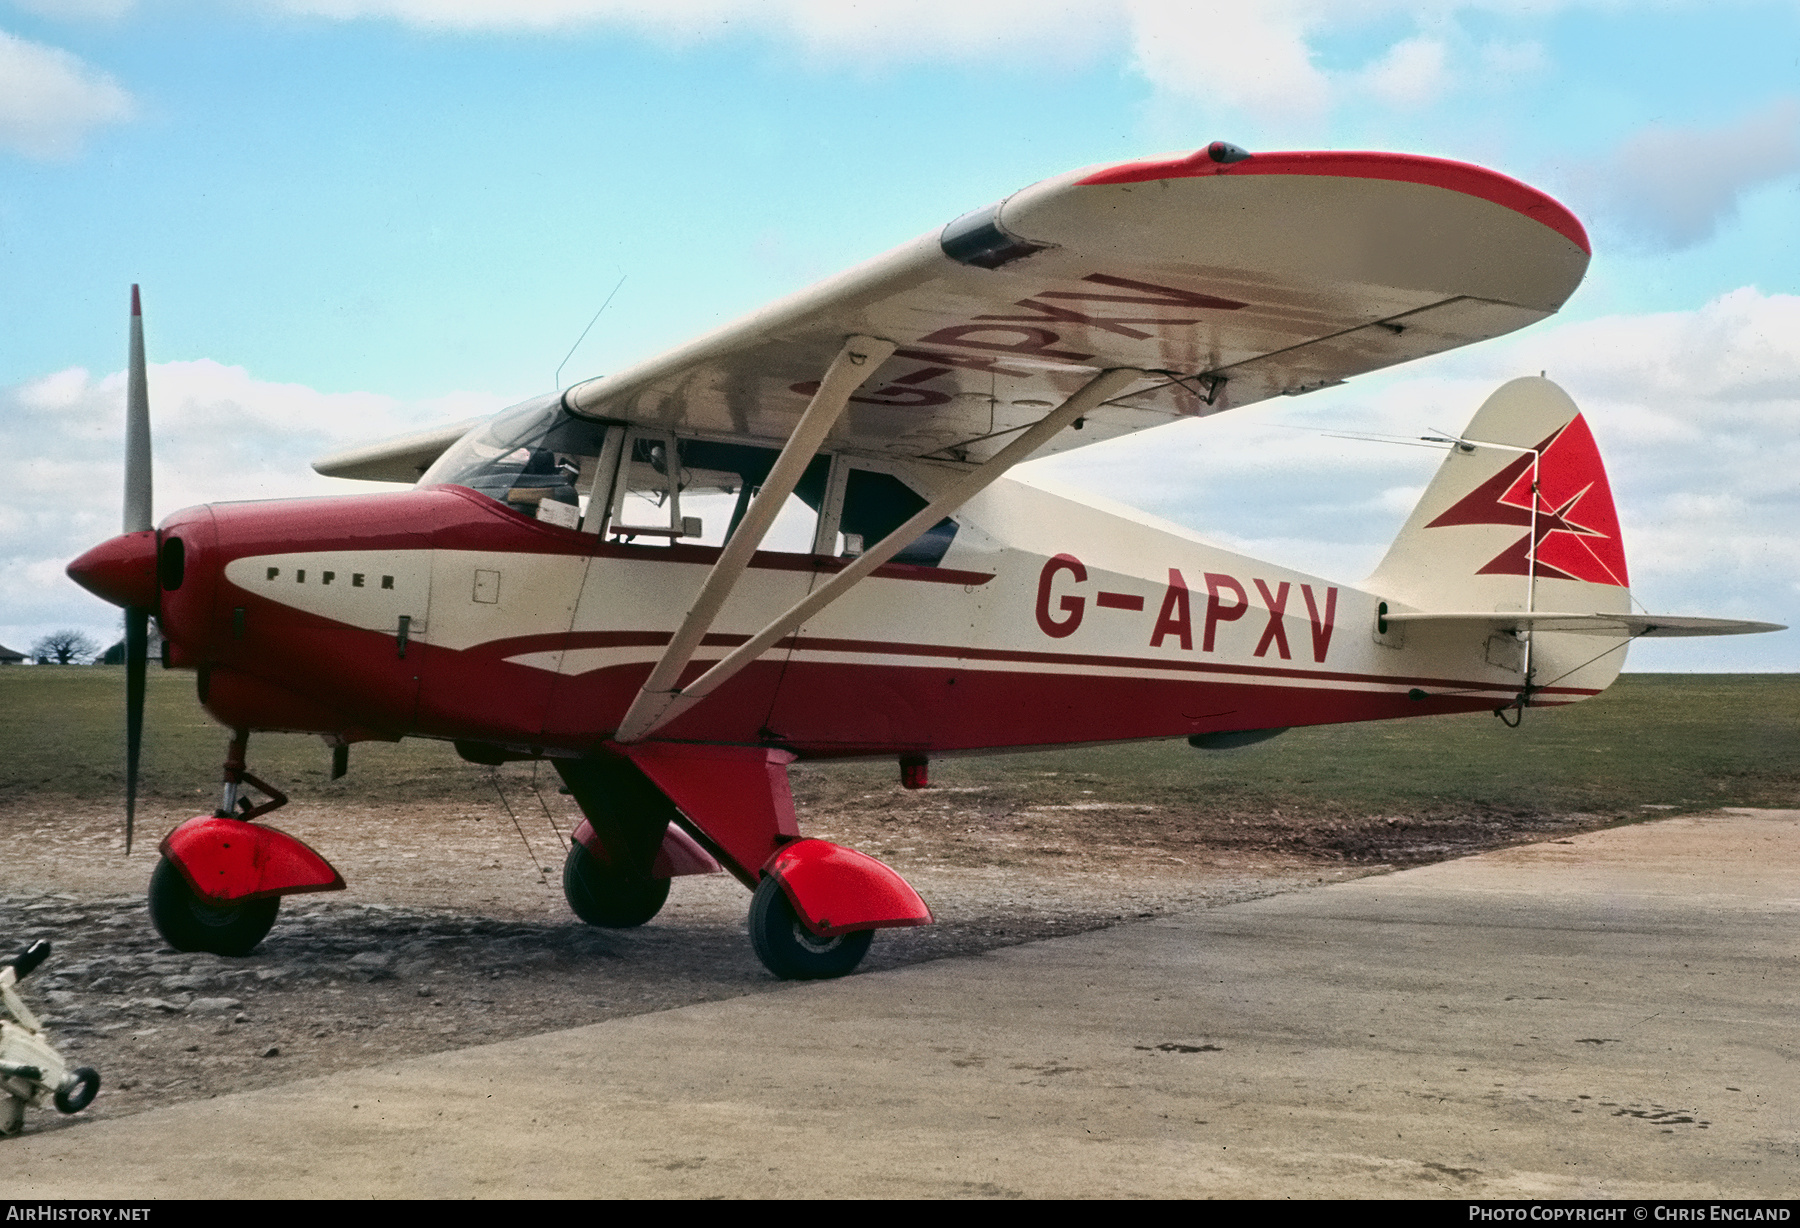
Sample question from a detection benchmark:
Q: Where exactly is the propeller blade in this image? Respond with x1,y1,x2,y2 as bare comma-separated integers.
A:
124,285,152,534
124,604,147,855
123,285,153,854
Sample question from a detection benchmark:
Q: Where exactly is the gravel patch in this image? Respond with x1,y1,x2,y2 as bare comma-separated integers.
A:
1,768,1615,1136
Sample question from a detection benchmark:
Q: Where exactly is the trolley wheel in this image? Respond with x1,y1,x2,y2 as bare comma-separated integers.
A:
54,1067,100,1114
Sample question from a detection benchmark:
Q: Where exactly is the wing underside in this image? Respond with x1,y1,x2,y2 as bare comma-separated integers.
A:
561,149,1589,467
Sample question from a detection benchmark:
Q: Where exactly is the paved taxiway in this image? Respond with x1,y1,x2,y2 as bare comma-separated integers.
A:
10,809,1797,1198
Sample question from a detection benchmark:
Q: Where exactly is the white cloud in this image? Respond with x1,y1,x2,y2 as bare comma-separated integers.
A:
1576,99,1800,251
1357,34,1450,108
1124,0,1330,117
1377,484,1427,513
1121,2,1572,120
257,0,1571,117
0,360,506,653
0,28,133,158
18,366,90,410
1026,288,1800,670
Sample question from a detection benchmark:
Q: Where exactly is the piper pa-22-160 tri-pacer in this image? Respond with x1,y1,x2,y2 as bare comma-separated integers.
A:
68,142,1781,980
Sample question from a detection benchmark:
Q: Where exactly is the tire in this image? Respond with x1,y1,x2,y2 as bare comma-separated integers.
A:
562,842,670,928
53,1067,100,1115
747,875,873,981
147,857,279,956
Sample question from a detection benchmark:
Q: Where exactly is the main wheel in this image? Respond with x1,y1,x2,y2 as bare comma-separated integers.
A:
562,842,670,927
747,875,873,980
147,857,279,956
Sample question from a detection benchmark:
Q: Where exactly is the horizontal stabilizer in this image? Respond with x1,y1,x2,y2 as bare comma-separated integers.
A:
1383,611,1786,638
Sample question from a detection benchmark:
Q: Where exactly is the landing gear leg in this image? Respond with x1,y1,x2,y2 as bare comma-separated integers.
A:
211,730,288,822
147,731,290,956
610,744,927,980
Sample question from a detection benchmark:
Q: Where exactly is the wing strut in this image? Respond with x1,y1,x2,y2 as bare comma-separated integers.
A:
614,334,898,743
614,365,1144,744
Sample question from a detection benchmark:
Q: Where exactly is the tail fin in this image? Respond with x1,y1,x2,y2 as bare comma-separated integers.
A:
1367,376,1631,620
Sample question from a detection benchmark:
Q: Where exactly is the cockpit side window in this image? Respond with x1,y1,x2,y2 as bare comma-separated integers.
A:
666,439,823,552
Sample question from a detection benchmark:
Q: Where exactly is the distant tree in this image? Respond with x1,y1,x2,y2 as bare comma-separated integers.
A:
32,630,101,665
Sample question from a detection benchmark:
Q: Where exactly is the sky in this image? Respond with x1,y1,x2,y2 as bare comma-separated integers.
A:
2,0,1796,671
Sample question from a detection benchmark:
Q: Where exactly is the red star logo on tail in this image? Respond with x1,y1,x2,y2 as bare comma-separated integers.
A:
1426,413,1629,587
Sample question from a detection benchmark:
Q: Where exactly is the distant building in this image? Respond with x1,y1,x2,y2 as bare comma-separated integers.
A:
100,629,166,665
0,644,24,665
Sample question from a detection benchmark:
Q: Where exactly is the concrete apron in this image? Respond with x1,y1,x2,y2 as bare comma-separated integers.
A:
10,809,1797,1199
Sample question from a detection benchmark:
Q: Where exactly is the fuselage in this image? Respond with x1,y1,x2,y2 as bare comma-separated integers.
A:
133,473,1611,761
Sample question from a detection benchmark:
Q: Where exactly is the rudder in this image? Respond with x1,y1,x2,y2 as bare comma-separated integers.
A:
1367,376,1631,621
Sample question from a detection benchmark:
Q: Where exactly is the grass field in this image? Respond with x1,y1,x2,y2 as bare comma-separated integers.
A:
2,667,1795,821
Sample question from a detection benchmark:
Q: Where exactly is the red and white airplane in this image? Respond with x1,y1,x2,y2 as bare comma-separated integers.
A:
67,143,1780,980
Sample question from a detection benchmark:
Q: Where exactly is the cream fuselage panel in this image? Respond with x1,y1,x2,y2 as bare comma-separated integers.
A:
224,550,432,637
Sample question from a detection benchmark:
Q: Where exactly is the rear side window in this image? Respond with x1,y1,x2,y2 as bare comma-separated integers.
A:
838,470,958,567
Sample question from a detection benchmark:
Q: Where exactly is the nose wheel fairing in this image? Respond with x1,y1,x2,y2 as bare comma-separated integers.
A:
149,736,345,958
160,816,345,904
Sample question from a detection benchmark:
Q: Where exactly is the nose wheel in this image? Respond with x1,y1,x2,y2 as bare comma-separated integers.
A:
147,857,279,956
747,875,873,980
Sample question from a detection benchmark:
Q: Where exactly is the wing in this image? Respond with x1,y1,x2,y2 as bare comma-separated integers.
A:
313,417,489,483
561,145,1589,465
317,145,1589,480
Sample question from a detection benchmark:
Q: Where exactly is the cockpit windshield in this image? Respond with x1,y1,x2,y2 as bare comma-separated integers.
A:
417,394,599,520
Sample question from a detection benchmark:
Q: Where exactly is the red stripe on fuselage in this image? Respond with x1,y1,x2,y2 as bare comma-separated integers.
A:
501,627,1595,700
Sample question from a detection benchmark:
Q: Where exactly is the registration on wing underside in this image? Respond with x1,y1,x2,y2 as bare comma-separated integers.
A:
565,161,1587,466
570,281,1547,467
